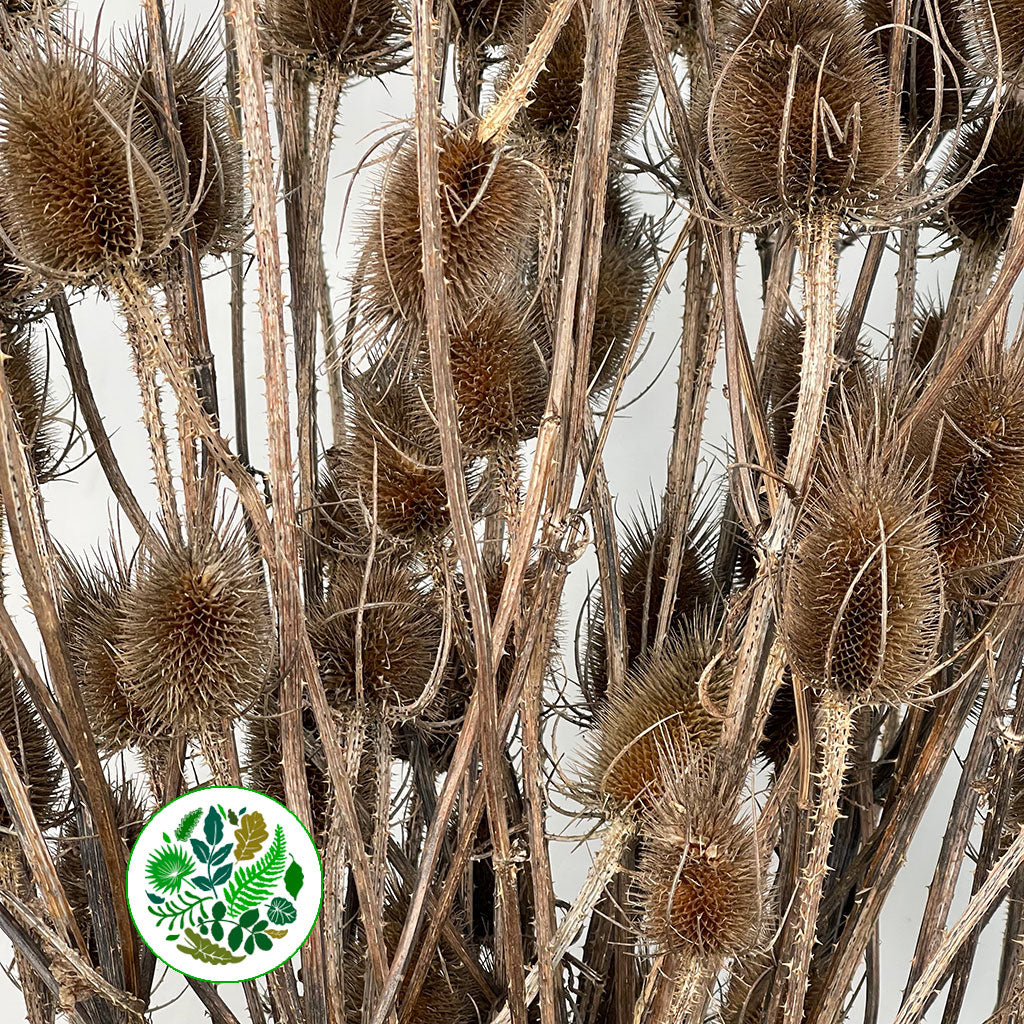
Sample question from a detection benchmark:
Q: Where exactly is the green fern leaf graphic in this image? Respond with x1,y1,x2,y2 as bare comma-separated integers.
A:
223,825,286,916
174,808,203,841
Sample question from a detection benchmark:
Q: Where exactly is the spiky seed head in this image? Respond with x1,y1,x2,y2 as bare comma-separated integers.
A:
260,0,405,75
362,125,540,329
634,760,763,959
0,32,181,284
319,380,457,552
757,672,811,771
584,618,729,811
118,19,245,260
911,302,944,372
584,505,714,706
783,416,942,707
861,0,970,131
418,287,549,454
718,947,777,1024
449,0,525,45
58,553,143,754
588,184,657,395
943,103,1024,251
309,556,445,712
0,654,61,830
926,349,1024,601
709,0,901,222
119,524,274,735
960,0,1024,84
503,0,656,163
1,326,56,479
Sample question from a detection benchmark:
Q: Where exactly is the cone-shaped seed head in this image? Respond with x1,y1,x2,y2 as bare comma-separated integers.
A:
309,556,445,712
960,0,1024,84
0,654,61,830
362,125,540,328
119,18,245,260
119,524,274,735
260,0,405,74
784,415,942,706
0,33,180,283
710,0,901,221
944,103,1024,251
927,348,1024,601
585,617,729,810
1,325,57,479
634,760,764,959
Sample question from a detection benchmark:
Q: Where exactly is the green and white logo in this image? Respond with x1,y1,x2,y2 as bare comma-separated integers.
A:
126,786,323,983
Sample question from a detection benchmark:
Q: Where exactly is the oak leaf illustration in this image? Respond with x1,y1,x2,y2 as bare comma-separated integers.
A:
234,811,269,861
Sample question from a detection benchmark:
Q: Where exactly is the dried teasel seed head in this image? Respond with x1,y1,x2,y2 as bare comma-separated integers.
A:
502,0,657,165
260,0,406,76
0,30,181,284
633,760,764,959
861,0,970,132
709,0,902,222
0,654,61,830
943,103,1024,252
784,411,942,706
925,348,1024,602
418,286,550,455
362,125,540,331
119,523,274,735
911,300,944,372
58,551,143,754
583,617,730,811
118,17,245,261
448,0,525,45
1,325,58,480
959,0,1024,84
319,379,465,553
309,555,446,713
584,503,715,706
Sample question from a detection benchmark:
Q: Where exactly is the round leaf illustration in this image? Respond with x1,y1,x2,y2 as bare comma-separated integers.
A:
267,898,296,926
145,845,196,895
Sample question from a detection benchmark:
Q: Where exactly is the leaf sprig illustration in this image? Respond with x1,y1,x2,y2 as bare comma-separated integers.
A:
223,825,286,916
174,808,203,841
147,890,211,931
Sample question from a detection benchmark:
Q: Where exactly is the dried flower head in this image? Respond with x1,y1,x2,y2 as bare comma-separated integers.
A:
634,760,764,959
0,31,180,283
960,0,1024,84
911,300,944,372
0,654,61,830
309,556,445,712
59,552,142,754
926,348,1024,601
419,286,550,454
1,325,57,479
260,0,405,75
119,17,245,259
944,103,1024,251
319,380,459,552
584,504,714,705
119,524,274,735
362,125,540,329
503,0,656,162
709,0,901,222
784,411,942,706
584,617,729,810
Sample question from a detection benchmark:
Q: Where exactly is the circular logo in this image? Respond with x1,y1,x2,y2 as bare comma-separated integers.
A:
127,786,323,983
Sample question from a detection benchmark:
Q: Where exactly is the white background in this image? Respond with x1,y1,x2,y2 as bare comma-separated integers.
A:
0,0,1009,1019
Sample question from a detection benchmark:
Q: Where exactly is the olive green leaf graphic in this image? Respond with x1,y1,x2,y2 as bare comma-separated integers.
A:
266,897,296,925
266,928,288,939
284,859,304,900
234,811,268,861
223,825,286,915
174,808,202,841
176,927,246,965
146,845,196,895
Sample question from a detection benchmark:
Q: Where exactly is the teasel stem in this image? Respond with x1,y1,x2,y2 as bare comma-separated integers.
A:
649,954,715,1024
769,690,853,1024
934,237,1001,358
112,272,182,543
165,275,202,527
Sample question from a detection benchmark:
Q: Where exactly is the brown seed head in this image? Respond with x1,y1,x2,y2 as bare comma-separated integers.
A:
449,0,525,44
960,0,1024,84
944,103,1024,251
1,325,57,479
362,125,540,330
585,617,730,811
119,18,245,260
0,32,181,283
911,300,944,372
784,414,942,706
0,653,61,830
260,0,405,74
926,348,1024,601
119,524,274,735
709,0,901,222
634,760,764,959
309,555,446,712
